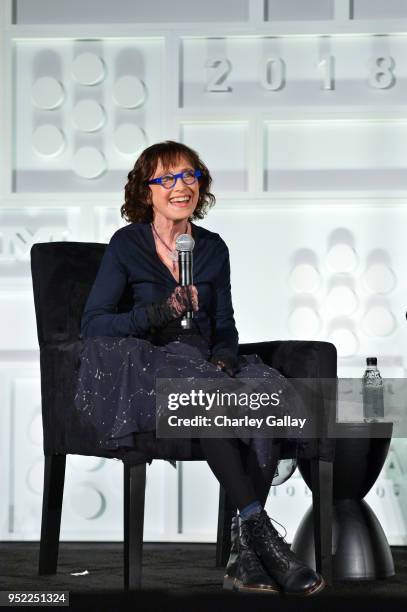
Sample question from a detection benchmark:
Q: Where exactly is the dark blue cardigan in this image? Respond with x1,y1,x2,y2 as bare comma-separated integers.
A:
81,222,239,360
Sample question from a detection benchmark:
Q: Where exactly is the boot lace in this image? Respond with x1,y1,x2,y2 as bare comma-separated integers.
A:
238,531,268,579
245,510,297,572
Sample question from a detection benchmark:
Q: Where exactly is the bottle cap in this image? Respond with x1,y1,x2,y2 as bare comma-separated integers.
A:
366,357,377,366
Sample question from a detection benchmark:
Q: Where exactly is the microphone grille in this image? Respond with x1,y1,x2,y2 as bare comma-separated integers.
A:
175,234,195,252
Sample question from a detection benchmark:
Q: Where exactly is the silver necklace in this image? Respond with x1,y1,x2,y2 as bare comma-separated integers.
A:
151,222,189,271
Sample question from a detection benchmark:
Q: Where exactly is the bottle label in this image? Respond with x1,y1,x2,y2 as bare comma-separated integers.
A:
363,386,384,419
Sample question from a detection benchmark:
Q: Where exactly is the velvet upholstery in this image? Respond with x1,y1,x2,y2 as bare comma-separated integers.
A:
30,242,337,465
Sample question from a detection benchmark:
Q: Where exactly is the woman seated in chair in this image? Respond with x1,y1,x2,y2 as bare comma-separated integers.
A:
76,140,324,596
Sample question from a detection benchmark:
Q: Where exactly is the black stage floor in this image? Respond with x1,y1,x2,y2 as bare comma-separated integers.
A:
1,542,407,611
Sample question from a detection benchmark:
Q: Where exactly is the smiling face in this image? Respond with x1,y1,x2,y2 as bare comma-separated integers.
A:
148,155,200,224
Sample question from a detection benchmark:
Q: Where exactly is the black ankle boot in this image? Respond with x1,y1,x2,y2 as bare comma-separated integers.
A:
223,514,239,588
223,515,280,594
241,509,325,596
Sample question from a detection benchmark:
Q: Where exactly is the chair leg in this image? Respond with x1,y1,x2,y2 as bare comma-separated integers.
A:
311,458,333,585
215,485,235,567
38,454,66,575
123,462,146,590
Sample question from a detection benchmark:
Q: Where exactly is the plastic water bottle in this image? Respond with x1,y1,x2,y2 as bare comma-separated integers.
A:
362,357,384,421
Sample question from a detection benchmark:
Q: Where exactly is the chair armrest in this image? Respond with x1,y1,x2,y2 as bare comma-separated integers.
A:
39,340,99,456
38,341,211,463
238,341,337,461
238,340,337,379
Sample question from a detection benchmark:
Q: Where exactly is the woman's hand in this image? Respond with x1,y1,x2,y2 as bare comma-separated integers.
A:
166,285,199,317
209,354,239,378
146,285,199,332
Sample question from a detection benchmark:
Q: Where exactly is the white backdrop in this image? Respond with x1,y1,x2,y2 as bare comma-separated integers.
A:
1,0,407,544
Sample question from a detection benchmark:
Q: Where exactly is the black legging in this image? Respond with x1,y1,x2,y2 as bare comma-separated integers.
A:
200,437,281,511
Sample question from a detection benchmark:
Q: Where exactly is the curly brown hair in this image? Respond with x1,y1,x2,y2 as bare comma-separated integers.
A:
121,141,216,223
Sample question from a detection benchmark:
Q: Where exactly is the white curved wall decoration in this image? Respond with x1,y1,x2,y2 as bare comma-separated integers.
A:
1,0,407,546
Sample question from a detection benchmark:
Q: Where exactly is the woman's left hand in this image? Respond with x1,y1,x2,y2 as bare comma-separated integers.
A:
210,355,239,377
168,285,199,316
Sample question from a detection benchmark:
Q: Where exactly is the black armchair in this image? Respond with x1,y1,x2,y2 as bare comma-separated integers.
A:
30,241,337,590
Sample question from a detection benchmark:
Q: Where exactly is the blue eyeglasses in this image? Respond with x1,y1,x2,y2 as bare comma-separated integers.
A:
147,169,201,190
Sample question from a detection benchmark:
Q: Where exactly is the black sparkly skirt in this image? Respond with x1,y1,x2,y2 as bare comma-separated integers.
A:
74,333,297,466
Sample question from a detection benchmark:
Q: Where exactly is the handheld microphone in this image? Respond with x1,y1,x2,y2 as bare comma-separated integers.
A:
175,233,195,329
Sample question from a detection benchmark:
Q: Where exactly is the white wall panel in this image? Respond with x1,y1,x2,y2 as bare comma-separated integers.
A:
0,209,77,264
14,39,163,192
95,208,126,244
13,0,250,24
11,376,42,538
0,292,38,350
180,122,248,191
203,205,407,376
0,371,11,538
181,35,407,111
265,120,407,191
2,2,407,546
352,0,407,20
181,463,219,537
9,373,178,540
266,0,335,21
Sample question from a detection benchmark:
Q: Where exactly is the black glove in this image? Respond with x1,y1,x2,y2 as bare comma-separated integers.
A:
209,353,239,377
146,285,198,331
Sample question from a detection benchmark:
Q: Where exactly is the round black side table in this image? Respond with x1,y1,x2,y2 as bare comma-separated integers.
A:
292,421,395,580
